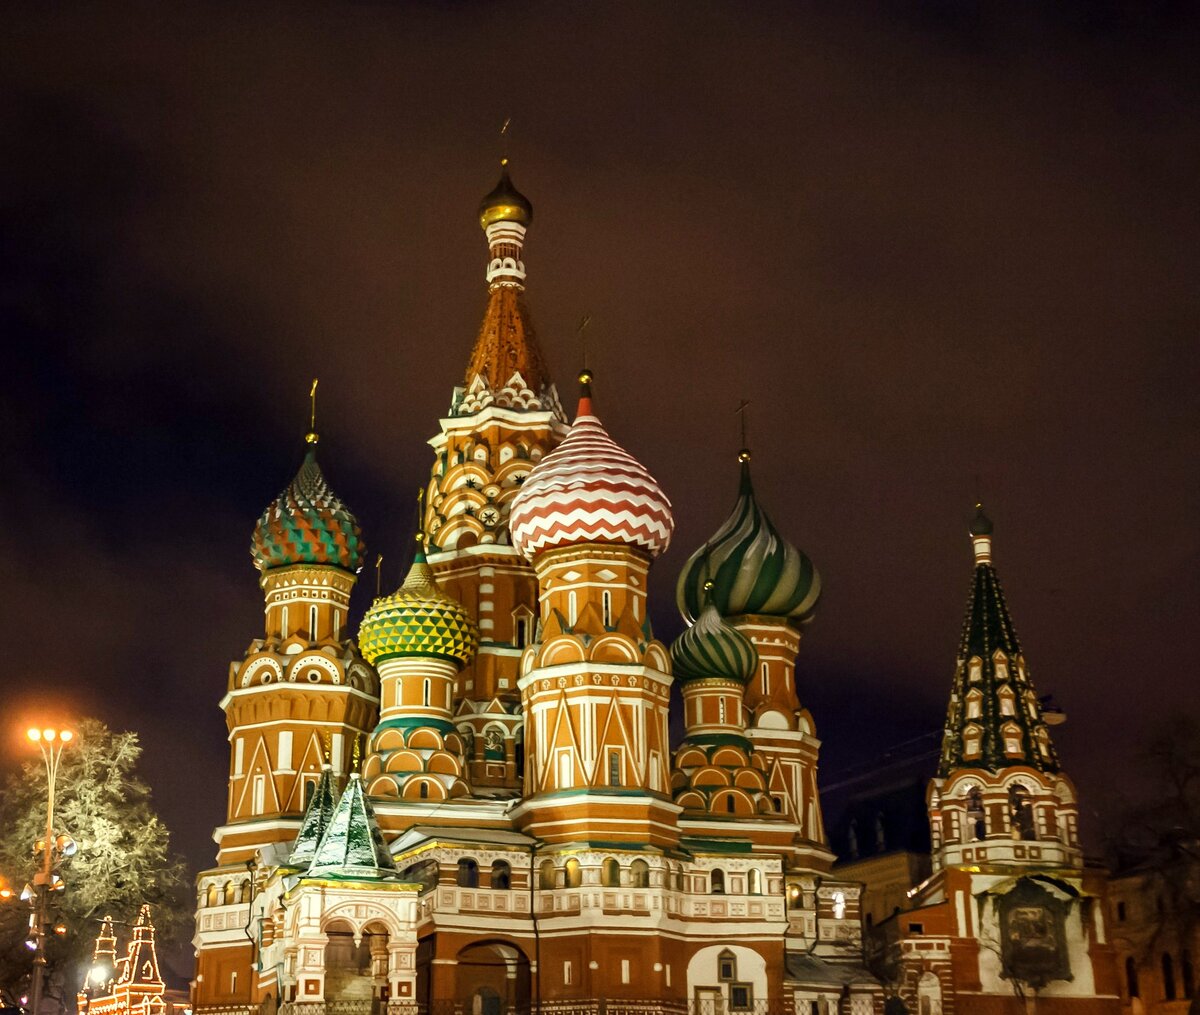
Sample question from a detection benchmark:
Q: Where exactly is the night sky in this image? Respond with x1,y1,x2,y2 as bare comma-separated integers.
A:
4,3,1198,883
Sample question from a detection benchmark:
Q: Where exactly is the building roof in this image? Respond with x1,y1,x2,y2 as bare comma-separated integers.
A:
251,445,365,573
509,375,674,560
936,506,1060,777
676,454,820,624
306,774,398,879
358,550,479,666
670,601,757,684
289,763,338,867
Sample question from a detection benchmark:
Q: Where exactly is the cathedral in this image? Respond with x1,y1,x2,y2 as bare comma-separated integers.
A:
190,164,1121,1015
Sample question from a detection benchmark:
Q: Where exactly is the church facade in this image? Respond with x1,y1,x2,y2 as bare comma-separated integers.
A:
189,165,1119,1015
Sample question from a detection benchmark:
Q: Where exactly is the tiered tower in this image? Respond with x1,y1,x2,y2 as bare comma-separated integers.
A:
676,450,826,866
358,536,480,804
890,506,1118,1012
215,428,378,865
423,161,567,792
927,504,1079,872
195,423,378,1009
509,371,679,849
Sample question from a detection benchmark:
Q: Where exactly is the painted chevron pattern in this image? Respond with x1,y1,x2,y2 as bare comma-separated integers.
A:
670,603,757,683
510,408,674,559
676,460,820,623
252,450,365,573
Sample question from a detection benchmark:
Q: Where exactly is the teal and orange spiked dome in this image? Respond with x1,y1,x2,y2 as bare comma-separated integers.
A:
670,601,758,684
251,440,366,573
358,549,479,667
676,451,820,624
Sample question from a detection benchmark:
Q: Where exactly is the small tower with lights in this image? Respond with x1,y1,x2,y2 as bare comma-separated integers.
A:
423,163,568,793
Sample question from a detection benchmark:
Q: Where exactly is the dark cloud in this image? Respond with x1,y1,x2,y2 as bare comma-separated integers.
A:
2,1,1197,875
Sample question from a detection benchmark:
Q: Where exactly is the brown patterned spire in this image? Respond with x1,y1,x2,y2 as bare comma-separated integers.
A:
463,286,551,397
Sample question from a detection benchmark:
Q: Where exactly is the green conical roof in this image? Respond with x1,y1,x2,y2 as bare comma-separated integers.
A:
289,764,337,867
676,458,820,624
306,774,397,879
670,603,757,684
937,509,1060,777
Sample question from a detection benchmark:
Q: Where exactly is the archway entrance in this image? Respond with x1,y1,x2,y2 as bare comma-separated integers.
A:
455,941,530,1015
323,919,391,1007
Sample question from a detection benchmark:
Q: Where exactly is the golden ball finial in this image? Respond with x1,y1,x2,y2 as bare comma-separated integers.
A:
305,431,319,445
500,157,509,167
737,448,751,463
703,579,715,592
578,368,593,386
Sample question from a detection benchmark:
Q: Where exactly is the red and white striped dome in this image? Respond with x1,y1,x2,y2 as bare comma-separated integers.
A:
510,386,674,560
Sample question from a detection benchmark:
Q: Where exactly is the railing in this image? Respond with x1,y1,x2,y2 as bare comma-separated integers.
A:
204,999,790,1015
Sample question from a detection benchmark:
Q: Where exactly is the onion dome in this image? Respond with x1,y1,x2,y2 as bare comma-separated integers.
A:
671,603,758,684
358,550,479,666
509,371,674,560
251,443,365,573
479,160,533,229
969,502,994,536
676,452,820,624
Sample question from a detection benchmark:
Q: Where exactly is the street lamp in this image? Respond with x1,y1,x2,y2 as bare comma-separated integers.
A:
25,725,75,1015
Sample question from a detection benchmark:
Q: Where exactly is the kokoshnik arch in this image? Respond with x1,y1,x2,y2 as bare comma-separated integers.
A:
190,163,1122,1015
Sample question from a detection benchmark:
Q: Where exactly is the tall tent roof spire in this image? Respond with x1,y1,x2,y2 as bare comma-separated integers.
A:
289,762,338,867
936,506,1060,777
306,774,398,879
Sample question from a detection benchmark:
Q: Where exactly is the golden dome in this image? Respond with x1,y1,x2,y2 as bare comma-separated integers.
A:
478,160,533,229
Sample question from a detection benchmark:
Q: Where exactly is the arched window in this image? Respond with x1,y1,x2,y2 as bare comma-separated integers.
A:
419,781,429,800
206,884,219,908
1164,953,1177,1001
564,858,582,889
711,869,725,895
1009,783,1036,840
456,858,479,888
630,860,649,888
1183,950,1195,999
748,869,762,896
1126,956,1139,998
967,788,986,840
538,859,556,890
602,858,621,887
490,860,511,890
833,891,846,920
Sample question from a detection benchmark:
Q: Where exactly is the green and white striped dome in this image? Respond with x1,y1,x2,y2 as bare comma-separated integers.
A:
676,457,820,624
670,602,757,684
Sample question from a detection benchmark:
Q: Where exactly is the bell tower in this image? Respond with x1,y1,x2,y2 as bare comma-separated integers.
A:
423,162,567,792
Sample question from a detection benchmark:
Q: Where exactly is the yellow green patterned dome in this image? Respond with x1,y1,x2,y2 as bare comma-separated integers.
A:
358,552,479,667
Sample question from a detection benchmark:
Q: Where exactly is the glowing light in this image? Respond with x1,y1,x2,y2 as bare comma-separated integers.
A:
42,729,56,742
60,730,73,743
27,728,41,742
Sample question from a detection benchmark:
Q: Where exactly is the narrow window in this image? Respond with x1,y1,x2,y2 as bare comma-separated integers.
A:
563,961,572,985
568,591,577,626
1184,950,1195,999
1126,956,1139,998
602,590,612,627
277,730,293,773
234,738,245,776
230,971,238,995
564,859,582,888
252,775,265,814
665,965,671,987
719,697,727,723
491,860,511,890
309,605,318,639
456,858,479,888
333,609,341,640
280,605,289,638
558,751,572,787
419,782,429,799
608,750,621,787
303,778,316,807
1164,953,1177,1001
621,959,630,984
516,618,528,649
630,859,649,888
1116,900,1126,922
748,869,761,895
602,858,620,887
423,679,431,707
539,860,555,890
726,795,735,813
718,951,736,981
711,869,725,895
833,891,846,919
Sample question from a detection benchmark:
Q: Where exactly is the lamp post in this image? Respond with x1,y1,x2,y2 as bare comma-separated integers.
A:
25,726,75,1015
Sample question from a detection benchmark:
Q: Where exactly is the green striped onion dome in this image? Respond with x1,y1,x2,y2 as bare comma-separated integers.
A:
252,448,366,573
358,552,479,666
676,458,820,624
670,603,757,684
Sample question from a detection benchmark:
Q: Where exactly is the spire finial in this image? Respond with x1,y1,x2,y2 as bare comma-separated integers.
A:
414,488,428,562
351,732,363,771
374,553,383,597
500,117,511,166
577,315,594,408
321,731,332,767
735,399,752,462
305,378,319,445
969,502,994,563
